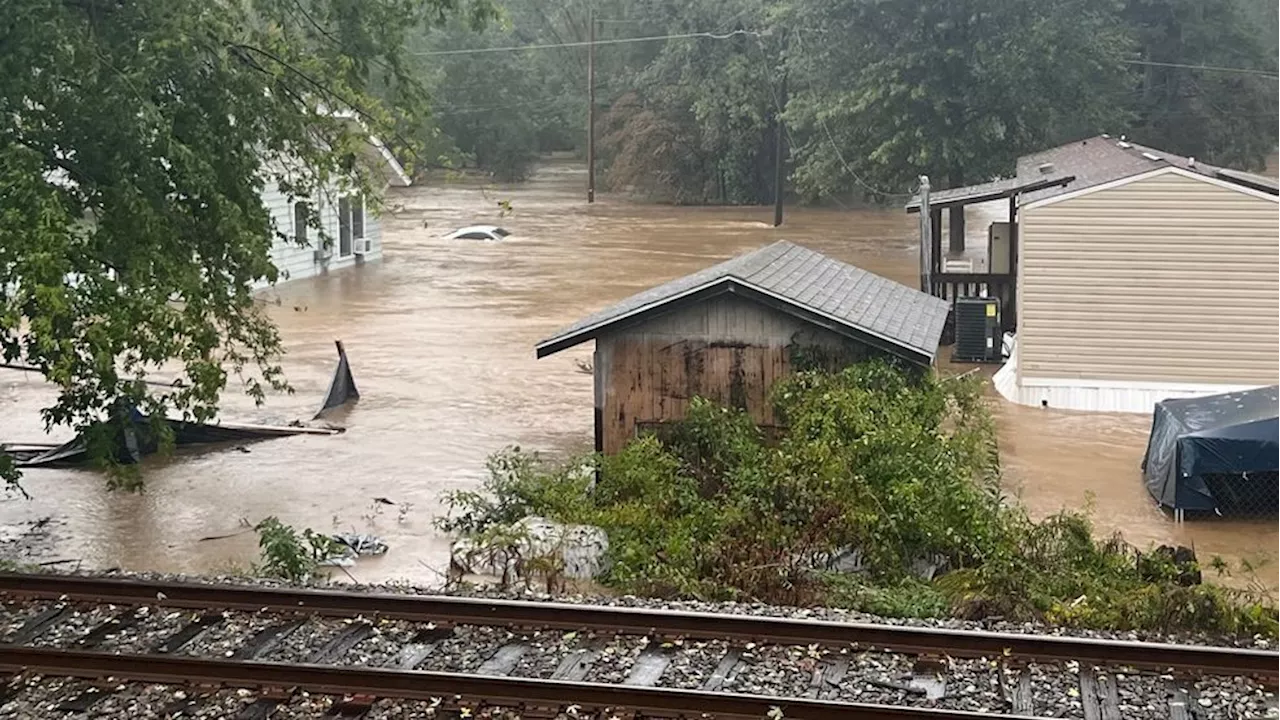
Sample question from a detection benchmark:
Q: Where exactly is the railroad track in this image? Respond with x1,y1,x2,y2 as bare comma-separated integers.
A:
0,573,1273,719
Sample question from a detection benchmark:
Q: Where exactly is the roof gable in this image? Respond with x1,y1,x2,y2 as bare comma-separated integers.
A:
536,241,950,365
1022,165,1280,210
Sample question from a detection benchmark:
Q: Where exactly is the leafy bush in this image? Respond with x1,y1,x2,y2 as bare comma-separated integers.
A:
254,517,344,582
439,360,1277,637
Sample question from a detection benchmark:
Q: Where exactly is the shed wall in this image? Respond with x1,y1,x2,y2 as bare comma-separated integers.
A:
595,294,885,454
1017,171,1279,385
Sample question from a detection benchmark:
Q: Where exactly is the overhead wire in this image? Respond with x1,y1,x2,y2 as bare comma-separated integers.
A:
1120,59,1278,79
408,29,760,56
787,29,916,198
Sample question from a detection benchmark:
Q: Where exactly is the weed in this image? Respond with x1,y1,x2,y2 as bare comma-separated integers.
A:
439,360,1278,638
254,517,344,582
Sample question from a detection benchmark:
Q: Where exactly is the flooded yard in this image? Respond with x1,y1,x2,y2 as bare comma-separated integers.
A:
0,162,1273,591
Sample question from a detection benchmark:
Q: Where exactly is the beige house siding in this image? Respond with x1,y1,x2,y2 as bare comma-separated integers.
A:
1017,169,1279,385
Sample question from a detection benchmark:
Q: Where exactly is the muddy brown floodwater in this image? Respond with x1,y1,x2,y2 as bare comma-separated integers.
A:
0,161,1274,591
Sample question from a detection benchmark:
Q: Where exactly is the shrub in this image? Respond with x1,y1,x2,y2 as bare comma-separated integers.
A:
439,361,1278,637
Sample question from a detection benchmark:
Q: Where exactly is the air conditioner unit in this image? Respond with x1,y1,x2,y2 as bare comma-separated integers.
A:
952,297,1002,363
353,237,373,256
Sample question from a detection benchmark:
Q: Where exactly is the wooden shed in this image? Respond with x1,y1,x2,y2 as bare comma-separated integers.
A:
536,241,950,454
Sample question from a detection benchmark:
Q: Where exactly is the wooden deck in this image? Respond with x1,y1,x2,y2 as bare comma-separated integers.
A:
929,273,1016,333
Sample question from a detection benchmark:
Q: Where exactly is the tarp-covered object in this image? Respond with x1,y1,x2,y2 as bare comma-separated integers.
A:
1141,386,1279,514
314,340,360,419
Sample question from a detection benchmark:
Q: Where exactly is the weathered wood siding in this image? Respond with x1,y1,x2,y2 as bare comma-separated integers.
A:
1018,170,1279,385
595,294,884,454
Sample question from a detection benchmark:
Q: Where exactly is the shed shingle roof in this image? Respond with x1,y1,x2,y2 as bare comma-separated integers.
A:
536,241,950,364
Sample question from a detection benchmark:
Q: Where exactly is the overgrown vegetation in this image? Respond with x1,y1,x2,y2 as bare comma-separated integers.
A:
412,0,1277,201
1,0,496,488
440,361,1278,638
253,517,345,582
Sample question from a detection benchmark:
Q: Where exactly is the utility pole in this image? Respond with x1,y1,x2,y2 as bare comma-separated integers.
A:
772,73,787,227
586,7,596,203
918,175,931,293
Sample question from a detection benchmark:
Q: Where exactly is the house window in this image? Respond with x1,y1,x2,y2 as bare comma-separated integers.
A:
293,201,309,245
338,195,364,257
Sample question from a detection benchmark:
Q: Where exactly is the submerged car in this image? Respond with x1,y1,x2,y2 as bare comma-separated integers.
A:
444,225,511,241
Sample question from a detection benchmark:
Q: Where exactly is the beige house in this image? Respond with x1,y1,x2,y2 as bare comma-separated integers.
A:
913,136,1279,413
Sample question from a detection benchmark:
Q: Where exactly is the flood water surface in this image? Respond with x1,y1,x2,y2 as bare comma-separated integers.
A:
0,162,1273,589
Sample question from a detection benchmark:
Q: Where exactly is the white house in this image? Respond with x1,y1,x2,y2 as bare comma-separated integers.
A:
260,130,411,286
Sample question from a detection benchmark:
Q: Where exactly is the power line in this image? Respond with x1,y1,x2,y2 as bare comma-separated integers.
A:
788,30,915,199
409,29,759,56
1121,59,1279,79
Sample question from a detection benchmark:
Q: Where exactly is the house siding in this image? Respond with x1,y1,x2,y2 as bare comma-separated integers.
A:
595,294,890,454
1017,170,1279,386
258,183,384,289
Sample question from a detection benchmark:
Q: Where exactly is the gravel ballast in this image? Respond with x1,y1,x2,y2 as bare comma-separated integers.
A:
0,568,1273,719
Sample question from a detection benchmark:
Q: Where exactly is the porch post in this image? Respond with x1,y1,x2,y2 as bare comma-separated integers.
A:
929,207,943,276
948,205,965,254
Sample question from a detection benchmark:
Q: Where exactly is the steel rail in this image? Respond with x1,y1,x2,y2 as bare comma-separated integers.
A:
0,573,1273,677
0,645,1037,720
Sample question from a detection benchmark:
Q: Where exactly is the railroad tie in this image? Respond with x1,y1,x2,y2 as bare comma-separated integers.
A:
154,612,226,654
385,625,454,670
701,646,745,692
623,646,675,686
805,656,850,700
75,607,146,649
308,621,374,664
238,621,374,719
475,642,529,675
1080,666,1123,720
549,638,605,682
230,619,305,660
1010,665,1034,715
55,685,113,713
5,604,67,644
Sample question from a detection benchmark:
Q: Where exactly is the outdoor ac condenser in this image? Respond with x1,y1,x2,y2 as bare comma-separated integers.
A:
952,297,1002,363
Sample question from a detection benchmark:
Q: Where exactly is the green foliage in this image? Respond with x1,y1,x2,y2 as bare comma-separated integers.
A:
1121,0,1279,171
435,447,594,535
408,0,1275,202
254,516,344,582
442,361,1277,637
780,0,1135,196
0,0,492,488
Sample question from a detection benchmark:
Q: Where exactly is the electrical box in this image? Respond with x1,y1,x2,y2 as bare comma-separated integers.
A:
988,222,1012,275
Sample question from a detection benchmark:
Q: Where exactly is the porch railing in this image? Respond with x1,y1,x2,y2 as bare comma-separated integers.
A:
930,273,1016,334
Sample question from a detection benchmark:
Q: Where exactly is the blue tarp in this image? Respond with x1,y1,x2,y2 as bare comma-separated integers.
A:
1141,386,1279,514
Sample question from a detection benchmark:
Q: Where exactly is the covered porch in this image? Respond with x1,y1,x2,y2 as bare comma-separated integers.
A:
906,174,1074,335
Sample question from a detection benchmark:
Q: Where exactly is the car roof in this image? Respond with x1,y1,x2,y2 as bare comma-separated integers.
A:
449,225,505,235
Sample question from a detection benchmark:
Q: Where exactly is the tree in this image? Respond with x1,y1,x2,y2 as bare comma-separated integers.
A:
1122,0,1279,170
0,0,490,487
780,0,1136,197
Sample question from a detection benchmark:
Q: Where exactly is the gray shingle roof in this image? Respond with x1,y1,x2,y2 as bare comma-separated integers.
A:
906,135,1276,211
536,241,950,364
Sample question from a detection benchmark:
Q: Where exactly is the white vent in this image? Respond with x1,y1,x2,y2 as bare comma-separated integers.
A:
353,237,373,255
1141,152,1161,162
1038,162,1055,174
1117,141,1132,149
1188,157,1196,167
